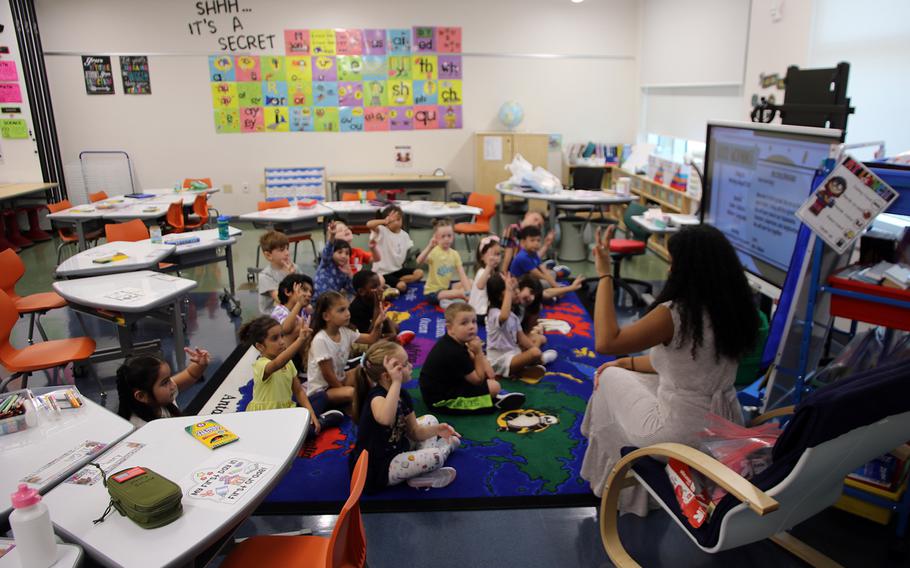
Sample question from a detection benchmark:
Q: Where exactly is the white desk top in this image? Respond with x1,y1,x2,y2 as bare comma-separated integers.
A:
43,408,309,568
142,187,220,197
47,199,169,222
495,183,636,205
400,200,482,218
0,389,133,522
667,213,700,226
52,271,197,313
55,241,175,278
631,215,679,234
322,200,381,215
236,203,332,223
328,174,450,183
157,226,242,255
0,182,57,201
0,538,82,568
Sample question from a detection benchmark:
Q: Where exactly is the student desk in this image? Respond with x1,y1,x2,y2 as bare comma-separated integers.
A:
0,182,58,201
0,538,83,568
236,202,332,233
43,408,309,568
400,200,482,219
47,199,169,252
0,387,133,523
630,215,680,234
55,241,176,278
328,174,451,201
495,183,636,235
52,271,197,369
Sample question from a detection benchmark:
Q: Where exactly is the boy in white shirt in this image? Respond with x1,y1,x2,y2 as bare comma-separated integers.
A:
258,230,300,314
367,204,424,294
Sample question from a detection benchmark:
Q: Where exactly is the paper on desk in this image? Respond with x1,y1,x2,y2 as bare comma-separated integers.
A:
20,440,107,485
105,287,145,301
65,441,145,486
183,455,274,508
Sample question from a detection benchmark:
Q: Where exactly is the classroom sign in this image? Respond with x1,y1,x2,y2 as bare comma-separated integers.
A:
208,26,462,134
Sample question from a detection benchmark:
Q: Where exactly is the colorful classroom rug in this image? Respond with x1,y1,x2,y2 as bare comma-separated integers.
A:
187,284,610,513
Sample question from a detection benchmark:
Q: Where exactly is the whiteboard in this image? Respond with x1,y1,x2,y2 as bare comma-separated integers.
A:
639,0,750,87
35,0,641,214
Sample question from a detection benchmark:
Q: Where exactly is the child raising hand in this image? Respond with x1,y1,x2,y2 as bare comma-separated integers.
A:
350,340,461,494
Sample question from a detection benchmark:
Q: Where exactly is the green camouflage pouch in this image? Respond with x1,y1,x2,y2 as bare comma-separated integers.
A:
91,464,183,529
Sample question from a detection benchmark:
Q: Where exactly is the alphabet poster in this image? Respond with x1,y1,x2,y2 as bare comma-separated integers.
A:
209,26,462,134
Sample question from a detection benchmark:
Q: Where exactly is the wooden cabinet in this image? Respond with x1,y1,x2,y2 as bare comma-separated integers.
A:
473,132,548,198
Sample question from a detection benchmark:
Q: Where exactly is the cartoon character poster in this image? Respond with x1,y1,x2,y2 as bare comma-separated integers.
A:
796,155,899,254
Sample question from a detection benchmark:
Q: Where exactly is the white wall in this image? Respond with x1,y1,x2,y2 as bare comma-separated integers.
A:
0,1,43,182
35,0,640,212
638,0,751,142
809,0,910,154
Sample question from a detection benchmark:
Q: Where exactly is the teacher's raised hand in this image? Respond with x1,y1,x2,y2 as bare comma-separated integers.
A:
593,225,616,278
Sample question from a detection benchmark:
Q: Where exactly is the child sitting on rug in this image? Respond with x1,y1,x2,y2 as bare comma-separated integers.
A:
350,270,414,345
417,219,472,305
332,221,381,276
468,234,503,324
486,272,557,378
314,236,354,299
367,204,424,294
419,303,525,414
258,230,301,314
306,291,388,416
271,273,315,373
239,315,342,437
116,347,211,427
351,340,462,493
509,225,584,301
502,211,569,278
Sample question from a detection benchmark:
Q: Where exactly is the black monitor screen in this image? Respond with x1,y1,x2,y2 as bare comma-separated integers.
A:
702,121,842,288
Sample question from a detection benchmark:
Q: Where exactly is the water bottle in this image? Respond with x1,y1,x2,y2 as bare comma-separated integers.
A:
150,225,163,244
217,215,230,240
9,484,56,568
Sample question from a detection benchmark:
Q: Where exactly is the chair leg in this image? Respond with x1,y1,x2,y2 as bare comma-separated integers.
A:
0,372,23,392
255,245,261,270
27,313,36,345
36,317,49,342
769,533,844,568
293,241,299,263
308,238,317,263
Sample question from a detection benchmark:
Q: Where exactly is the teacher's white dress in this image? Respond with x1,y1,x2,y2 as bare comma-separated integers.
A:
580,302,743,516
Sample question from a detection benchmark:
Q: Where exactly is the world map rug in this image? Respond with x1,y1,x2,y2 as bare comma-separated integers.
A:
187,284,610,513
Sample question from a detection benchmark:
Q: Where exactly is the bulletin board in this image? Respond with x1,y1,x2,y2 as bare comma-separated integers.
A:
209,26,462,134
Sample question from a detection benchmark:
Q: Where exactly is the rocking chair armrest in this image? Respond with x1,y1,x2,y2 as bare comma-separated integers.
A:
749,405,796,427
600,443,779,568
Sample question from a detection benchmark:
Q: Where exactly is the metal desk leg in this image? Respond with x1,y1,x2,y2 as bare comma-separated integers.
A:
75,221,87,252
172,299,187,368
221,243,242,317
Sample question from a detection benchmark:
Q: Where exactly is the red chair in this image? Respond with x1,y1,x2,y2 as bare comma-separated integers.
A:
609,202,653,307
0,289,98,396
1,210,32,249
47,200,103,263
181,194,209,231
88,191,109,203
222,450,368,568
0,249,66,344
454,193,497,253
105,219,149,242
165,200,185,234
254,199,318,270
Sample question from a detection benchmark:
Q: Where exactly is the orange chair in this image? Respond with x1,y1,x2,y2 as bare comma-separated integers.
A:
182,194,209,231
105,219,150,242
0,249,67,344
340,192,376,235
47,200,103,263
88,191,109,203
182,177,213,189
165,200,185,233
222,450,368,568
454,193,497,253
0,289,98,396
254,199,318,270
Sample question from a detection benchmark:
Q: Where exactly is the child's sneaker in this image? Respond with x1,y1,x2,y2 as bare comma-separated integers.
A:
383,287,400,301
542,259,557,270
318,410,344,430
396,330,416,346
553,264,571,279
541,349,558,364
407,467,457,489
494,391,526,410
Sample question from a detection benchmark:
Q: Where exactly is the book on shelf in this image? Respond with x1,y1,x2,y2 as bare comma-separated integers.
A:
882,263,910,290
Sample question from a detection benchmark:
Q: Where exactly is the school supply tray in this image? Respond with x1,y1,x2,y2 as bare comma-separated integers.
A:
826,266,910,332
0,389,36,436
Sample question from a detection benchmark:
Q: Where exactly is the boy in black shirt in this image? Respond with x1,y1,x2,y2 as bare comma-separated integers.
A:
419,303,525,414
350,270,402,342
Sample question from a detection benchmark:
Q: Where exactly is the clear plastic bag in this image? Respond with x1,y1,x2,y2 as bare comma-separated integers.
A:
504,153,561,194
698,413,783,502
808,328,909,387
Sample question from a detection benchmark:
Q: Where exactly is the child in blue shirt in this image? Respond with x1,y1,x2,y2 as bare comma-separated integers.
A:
314,223,354,300
509,225,583,300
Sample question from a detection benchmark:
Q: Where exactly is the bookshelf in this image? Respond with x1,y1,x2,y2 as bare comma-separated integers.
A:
620,169,697,260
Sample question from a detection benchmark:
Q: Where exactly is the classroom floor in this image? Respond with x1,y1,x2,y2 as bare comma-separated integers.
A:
10,225,908,567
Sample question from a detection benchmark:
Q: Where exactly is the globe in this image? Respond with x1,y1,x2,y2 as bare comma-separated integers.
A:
498,101,524,130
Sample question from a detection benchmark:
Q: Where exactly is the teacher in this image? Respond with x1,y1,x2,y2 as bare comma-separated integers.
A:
580,224,759,515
